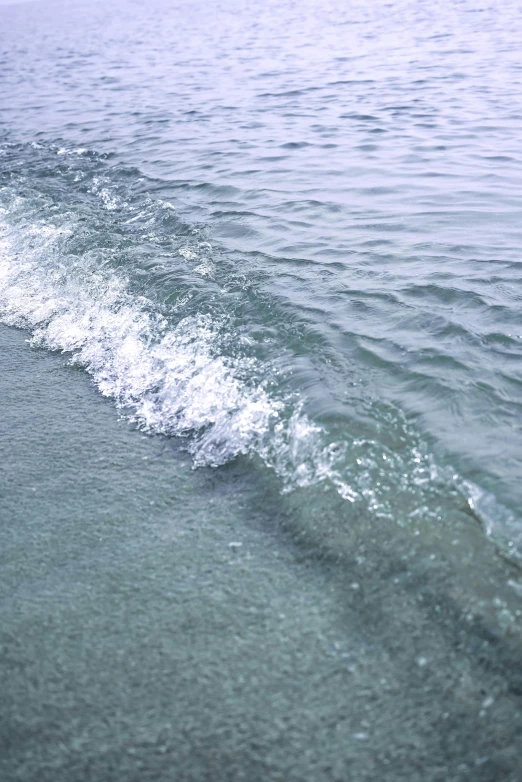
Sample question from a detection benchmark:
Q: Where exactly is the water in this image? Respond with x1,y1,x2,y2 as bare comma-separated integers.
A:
1,0,522,779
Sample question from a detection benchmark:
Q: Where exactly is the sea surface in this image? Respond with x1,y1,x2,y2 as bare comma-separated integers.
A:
1,0,522,779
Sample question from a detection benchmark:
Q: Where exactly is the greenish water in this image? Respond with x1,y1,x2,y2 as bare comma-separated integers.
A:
1,0,522,777
1,324,522,781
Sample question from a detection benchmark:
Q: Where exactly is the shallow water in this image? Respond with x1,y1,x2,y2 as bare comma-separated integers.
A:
1,0,522,778
2,323,522,781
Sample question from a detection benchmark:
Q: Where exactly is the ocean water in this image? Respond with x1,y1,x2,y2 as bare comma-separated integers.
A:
1,0,522,779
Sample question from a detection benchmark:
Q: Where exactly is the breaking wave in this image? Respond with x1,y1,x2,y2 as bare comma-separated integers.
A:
0,192,355,500
1,141,520,562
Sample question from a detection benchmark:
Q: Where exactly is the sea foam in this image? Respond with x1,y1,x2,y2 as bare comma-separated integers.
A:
0,204,356,499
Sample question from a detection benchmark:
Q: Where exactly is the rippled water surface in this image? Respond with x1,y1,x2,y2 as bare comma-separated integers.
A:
2,0,521,548
1,1,522,778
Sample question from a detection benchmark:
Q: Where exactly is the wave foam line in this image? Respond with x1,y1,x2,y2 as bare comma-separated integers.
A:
0,208,357,499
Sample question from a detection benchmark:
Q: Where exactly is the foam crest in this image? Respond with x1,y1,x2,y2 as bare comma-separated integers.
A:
0,207,354,495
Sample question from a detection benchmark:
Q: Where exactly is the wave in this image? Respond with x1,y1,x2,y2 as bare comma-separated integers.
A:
1,140,520,563
0,185,355,500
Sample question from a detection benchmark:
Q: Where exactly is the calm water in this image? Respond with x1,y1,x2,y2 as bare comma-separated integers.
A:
1,0,522,779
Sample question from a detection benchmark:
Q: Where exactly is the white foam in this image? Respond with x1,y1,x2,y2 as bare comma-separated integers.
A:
0,209,356,496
